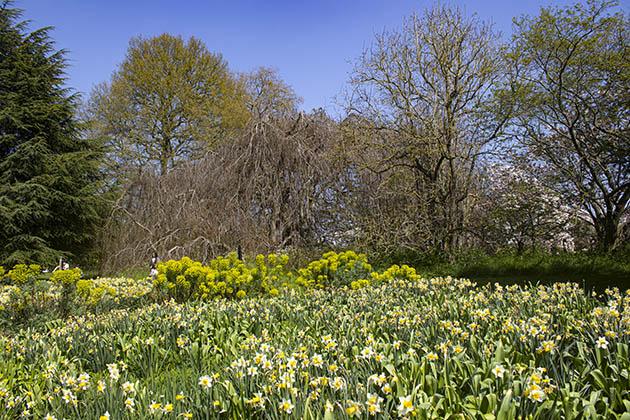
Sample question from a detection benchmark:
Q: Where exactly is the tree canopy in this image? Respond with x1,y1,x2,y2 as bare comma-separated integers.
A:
88,33,248,177
0,1,105,265
506,0,629,251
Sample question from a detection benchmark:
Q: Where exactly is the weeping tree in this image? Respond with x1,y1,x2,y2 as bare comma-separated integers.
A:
99,70,346,271
100,112,344,271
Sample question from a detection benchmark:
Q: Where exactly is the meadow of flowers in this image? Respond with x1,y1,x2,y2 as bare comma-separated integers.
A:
0,252,629,419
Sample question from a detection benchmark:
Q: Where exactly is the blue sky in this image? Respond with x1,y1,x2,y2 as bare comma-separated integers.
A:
22,0,600,113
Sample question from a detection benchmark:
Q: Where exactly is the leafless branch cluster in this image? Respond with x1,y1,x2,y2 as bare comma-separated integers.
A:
99,111,348,271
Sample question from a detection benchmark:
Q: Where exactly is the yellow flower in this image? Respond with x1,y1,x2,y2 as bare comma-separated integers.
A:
346,401,361,417
121,381,135,394
596,336,609,349
311,353,324,368
176,335,189,348
398,395,414,416
97,380,106,393
278,398,294,414
331,376,346,391
492,364,506,378
526,384,546,402
198,375,212,388
149,401,162,413
125,398,135,411
247,393,265,408
537,340,555,353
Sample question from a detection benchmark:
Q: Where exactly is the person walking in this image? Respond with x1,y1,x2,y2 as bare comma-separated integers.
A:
150,253,159,279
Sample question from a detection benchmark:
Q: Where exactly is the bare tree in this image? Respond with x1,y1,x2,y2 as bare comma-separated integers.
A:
345,4,506,253
99,111,346,272
243,67,302,121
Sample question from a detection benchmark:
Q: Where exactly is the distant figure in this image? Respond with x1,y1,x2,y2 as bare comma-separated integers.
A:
53,257,69,272
150,252,159,279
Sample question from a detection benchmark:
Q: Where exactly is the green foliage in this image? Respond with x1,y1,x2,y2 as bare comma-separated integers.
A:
89,33,249,177
6,264,40,285
406,249,630,290
0,2,105,266
295,250,372,288
154,252,292,301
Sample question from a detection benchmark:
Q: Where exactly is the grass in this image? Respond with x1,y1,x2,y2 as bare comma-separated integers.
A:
374,248,630,291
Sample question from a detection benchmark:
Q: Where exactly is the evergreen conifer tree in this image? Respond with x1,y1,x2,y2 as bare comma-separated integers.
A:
0,1,104,265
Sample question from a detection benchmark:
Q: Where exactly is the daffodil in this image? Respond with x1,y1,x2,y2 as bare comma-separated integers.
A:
398,395,414,416
198,375,212,388
346,400,362,416
492,364,506,378
331,376,346,391
596,336,609,349
278,398,294,414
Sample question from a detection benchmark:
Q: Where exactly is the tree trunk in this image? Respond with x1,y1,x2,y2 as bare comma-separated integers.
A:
594,213,620,252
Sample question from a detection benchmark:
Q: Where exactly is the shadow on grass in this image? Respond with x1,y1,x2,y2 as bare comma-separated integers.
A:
380,249,630,292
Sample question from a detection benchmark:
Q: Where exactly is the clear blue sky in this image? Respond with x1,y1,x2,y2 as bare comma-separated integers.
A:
22,0,597,113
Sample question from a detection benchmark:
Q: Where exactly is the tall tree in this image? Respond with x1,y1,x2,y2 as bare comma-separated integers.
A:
88,34,248,177
0,1,104,265
346,5,506,253
243,67,302,121
506,0,629,251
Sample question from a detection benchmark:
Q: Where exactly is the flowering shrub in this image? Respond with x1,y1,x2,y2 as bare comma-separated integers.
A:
154,252,292,301
0,264,47,320
252,253,291,295
154,252,420,296
350,264,422,289
370,263,421,283
50,268,83,315
295,251,373,288
50,268,82,286
6,264,41,285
